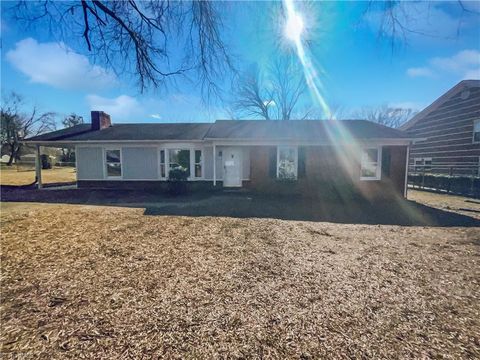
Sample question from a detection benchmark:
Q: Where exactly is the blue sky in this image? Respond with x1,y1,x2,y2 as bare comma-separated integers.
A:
1,1,479,125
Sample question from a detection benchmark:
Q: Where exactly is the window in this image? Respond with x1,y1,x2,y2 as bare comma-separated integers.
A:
414,157,432,172
360,147,381,180
194,150,202,178
159,149,166,178
473,119,480,143
424,158,432,171
168,149,190,177
277,146,297,180
105,149,122,177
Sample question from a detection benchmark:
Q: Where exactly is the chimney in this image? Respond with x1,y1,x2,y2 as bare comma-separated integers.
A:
91,111,112,130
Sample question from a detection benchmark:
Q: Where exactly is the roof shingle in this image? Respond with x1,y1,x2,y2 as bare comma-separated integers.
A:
26,120,410,143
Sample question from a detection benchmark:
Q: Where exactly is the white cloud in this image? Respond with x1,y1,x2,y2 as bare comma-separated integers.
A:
463,68,480,80
86,94,141,121
150,114,162,119
430,50,480,73
407,49,480,80
406,67,434,78
6,38,116,90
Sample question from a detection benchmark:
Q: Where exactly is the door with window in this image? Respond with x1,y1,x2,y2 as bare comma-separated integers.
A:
223,147,242,187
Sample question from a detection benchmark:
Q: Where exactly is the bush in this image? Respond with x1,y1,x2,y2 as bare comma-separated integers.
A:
167,168,189,195
409,174,480,197
40,154,53,169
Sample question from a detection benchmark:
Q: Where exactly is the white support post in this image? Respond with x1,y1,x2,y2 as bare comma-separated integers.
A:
35,144,43,189
213,143,216,187
404,144,410,198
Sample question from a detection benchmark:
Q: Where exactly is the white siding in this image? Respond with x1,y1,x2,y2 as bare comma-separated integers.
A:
77,147,104,179
203,146,214,179
123,147,159,180
215,146,224,180
242,147,250,179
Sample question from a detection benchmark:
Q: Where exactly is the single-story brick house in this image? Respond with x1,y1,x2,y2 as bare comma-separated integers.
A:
26,111,417,199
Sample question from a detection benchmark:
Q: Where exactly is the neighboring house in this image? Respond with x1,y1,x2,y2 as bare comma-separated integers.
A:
25,111,416,199
400,80,480,176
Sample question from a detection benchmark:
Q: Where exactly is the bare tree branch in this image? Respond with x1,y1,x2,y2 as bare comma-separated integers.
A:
8,1,235,96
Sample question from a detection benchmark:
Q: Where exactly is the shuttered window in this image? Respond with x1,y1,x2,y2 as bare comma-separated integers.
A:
474,119,480,143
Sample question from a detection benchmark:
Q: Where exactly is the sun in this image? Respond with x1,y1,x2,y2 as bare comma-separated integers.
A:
284,11,305,43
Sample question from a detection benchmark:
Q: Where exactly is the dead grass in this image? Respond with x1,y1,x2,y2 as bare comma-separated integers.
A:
0,166,76,186
1,203,479,358
409,189,480,219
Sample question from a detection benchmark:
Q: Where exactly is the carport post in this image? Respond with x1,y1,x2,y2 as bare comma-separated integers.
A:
35,144,43,189
213,143,216,187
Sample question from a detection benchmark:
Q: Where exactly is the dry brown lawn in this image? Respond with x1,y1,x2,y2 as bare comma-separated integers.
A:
0,166,76,186
1,197,479,359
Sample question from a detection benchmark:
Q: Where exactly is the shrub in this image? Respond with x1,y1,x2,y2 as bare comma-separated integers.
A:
40,154,53,169
167,168,189,195
409,174,480,197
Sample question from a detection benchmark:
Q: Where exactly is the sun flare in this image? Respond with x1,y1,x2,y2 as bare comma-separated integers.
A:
284,12,305,42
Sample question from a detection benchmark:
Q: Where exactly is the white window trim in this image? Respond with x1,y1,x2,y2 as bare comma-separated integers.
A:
360,146,382,181
473,119,480,144
193,149,204,179
104,147,122,179
159,148,167,179
163,147,202,180
276,145,298,180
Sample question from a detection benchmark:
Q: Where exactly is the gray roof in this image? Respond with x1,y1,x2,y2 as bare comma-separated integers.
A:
27,123,213,141
26,119,410,143
205,120,410,141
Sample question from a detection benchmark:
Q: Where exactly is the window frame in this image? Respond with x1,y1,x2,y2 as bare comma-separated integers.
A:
473,119,480,144
104,147,122,179
276,145,298,180
159,149,166,179
167,148,192,179
360,146,382,181
194,149,203,179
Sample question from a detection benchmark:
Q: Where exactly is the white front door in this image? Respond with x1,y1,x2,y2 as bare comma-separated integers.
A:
223,147,242,187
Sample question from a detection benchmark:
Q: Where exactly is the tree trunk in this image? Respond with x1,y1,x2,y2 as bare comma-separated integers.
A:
7,148,15,166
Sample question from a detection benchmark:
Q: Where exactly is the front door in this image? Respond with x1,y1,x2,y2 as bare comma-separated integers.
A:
223,147,242,187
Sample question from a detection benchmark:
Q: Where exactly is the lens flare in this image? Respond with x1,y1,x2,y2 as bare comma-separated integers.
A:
284,12,304,42
283,0,331,119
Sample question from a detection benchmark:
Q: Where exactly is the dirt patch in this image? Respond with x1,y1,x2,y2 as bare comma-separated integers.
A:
1,204,479,358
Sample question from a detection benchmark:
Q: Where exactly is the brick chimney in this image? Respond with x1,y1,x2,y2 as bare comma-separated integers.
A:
91,111,112,130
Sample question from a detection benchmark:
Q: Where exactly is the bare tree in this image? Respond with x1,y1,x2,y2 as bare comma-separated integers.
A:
363,0,480,50
270,56,308,120
61,113,84,163
0,92,56,165
354,105,417,128
231,65,274,120
232,56,309,120
9,1,234,97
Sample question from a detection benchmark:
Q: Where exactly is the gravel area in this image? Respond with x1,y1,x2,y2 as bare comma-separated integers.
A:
1,200,479,358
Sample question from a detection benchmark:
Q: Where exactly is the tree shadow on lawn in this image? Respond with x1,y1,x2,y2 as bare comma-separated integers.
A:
144,194,480,227
1,186,479,227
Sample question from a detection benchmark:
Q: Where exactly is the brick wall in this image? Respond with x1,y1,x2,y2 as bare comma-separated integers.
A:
248,145,407,199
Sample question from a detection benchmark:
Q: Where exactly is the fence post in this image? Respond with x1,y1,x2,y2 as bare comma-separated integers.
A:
447,167,453,194
421,166,425,189
471,168,475,196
